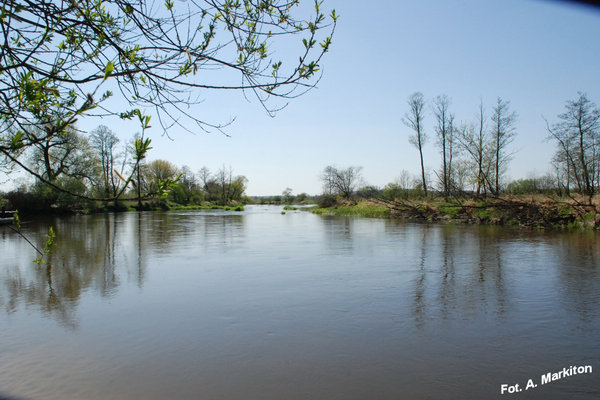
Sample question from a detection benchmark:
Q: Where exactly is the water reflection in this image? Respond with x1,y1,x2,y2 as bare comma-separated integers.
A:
2,214,130,328
438,225,455,320
2,214,599,333
413,226,429,329
0,211,247,328
474,227,507,316
553,232,600,325
402,224,511,328
321,216,354,253
0,210,599,400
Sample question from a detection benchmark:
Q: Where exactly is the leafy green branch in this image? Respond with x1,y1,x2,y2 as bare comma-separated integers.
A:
4,211,55,264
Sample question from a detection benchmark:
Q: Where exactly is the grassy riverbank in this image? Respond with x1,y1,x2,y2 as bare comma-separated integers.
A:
309,201,391,218
308,196,600,230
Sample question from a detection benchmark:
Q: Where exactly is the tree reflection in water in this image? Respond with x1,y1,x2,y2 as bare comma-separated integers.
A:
0,211,247,329
554,232,600,325
1,214,142,328
412,226,428,329
0,211,598,400
1,212,598,334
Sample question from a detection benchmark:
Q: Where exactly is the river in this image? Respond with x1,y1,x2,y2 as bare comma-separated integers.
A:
0,205,598,399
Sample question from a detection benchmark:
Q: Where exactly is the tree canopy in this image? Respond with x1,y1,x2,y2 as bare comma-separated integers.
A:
0,0,337,196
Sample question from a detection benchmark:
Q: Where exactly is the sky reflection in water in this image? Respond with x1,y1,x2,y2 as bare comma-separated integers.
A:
1,206,598,399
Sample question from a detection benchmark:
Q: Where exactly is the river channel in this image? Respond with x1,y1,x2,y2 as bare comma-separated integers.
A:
1,205,598,399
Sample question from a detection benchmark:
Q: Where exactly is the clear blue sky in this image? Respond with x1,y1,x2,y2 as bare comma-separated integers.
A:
7,0,600,196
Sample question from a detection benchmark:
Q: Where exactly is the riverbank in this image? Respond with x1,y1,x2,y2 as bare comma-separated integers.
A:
308,196,600,230
1,198,246,217
83,201,245,214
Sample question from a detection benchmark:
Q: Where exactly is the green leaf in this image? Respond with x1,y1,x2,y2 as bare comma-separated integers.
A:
10,131,24,149
134,137,152,160
104,61,114,79
12,210,21,230
33,226,55,264
44,226,56,254
100,90,113,101
120,108,140,120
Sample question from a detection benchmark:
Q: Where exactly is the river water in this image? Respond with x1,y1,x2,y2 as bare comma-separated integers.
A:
0,205,598,399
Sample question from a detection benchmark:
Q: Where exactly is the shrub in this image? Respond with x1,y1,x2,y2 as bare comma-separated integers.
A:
318,194,338,208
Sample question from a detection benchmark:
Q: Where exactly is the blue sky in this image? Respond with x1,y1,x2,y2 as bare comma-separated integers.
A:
7,0,600,196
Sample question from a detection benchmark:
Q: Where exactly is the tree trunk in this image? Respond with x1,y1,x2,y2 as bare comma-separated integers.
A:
419,139,427,195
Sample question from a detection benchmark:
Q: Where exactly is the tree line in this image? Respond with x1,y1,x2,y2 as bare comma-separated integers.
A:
320,92,600,205
403,93,518,200
2,124,250,212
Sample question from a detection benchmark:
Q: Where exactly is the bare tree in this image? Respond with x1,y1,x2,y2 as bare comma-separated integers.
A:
321,165,337,195
551,156,568,196
450,159,470,193
396,170,413,190
432,95,455,199
456,101,493,197
216,166,233,206
321,165,363,198
546,92,600,203
447,115,456,192
475,101,489,196
403,92,428,195
490,98,517,195
179,166,198,192
90,125,129,197
198,167,212,191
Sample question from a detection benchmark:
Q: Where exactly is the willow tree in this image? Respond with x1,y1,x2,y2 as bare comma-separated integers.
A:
0,0,337,199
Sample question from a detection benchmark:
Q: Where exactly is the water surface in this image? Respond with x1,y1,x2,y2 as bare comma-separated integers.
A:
1,206,598,399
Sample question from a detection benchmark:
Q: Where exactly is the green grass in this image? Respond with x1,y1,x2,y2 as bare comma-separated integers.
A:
557,205,575,218
310,202,391,218
437,202,461,217
472,207,503,221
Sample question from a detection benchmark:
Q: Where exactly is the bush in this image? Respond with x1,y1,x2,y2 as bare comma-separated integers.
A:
318,194,338,208
383,183,406,200
356,185,381,199
506,177,556,195
5,187,51,213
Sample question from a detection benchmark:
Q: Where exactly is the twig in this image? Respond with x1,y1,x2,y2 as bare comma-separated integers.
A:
6,225,45,257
